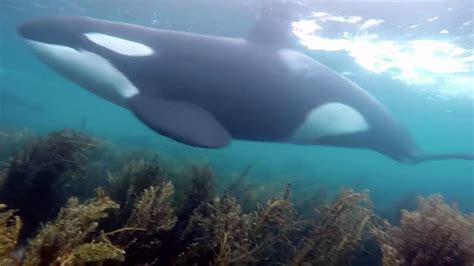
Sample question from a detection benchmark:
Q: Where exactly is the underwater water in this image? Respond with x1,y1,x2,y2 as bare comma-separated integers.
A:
0,1,473,265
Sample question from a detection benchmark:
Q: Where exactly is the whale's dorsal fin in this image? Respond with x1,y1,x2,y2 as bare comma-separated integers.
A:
246,1,295,48
128,95,231,148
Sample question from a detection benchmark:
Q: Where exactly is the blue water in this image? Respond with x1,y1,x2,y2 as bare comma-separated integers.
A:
1,0,473,217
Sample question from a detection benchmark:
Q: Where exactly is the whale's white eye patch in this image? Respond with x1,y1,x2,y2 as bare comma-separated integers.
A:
84,33,154,56
289,102,369,142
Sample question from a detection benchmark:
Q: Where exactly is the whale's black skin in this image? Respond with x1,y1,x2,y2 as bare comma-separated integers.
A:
17,16,474,163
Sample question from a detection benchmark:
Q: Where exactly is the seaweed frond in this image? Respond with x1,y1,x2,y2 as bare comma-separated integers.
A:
23,189,122,265
224,165,252,196
0,128,36,163
107,157,167,229
59,242,124,265
223,165,266,213
250,183,301,263
122,164,217,265
291,190,374,265
174,163,216,233
111,182,176,264
0,171,5,199
177,163,216,207
0,129,97,238
108,157,165,207
126,181,176,231
373,194,474,266
4,129,97,181
0,204,22,265
180,196,253,265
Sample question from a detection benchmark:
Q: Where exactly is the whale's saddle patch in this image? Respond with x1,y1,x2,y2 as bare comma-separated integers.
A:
128,95,231,148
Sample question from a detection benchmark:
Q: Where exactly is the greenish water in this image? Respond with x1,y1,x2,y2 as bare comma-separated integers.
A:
1,0,473,219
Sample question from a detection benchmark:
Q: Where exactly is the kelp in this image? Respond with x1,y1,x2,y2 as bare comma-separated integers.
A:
108,158,165,205
144,163,217,265
0,128,35,163
222,166,283,214
223,165,258,212
0,204,22,265
179,184,373,265
126,182,176,231
0,129,97,238
175,163,216,207
178,184,301,265
1,128,473,265
106,156,168,230
60,242,124,264
23,189,123,265
179,196,254,265
174,163,216,233
374,194,474,266
61,137,117,201
109,182,177,264
251,183,301,263
291,190,374,265
3,183,374,266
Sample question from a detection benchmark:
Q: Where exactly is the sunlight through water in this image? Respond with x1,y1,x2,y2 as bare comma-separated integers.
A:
292,10,474,99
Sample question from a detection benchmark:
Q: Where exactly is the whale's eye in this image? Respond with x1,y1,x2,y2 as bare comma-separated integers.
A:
84,33,154,56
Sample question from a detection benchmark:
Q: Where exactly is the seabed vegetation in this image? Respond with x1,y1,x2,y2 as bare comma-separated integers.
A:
0,128,473,265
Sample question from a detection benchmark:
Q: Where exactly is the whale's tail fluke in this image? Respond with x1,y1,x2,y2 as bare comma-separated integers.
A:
408,151,474,164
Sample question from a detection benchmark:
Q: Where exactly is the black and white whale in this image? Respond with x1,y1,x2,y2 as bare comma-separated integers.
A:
17,15,474,163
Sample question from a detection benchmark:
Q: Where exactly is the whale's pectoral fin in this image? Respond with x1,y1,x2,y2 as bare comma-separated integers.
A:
128,95,231,148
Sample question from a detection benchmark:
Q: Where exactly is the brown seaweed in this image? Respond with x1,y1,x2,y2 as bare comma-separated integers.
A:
0,129,97,238
223,165,272,213
108,182,176,265
374,194,474,266
126,181,176,231
107,157,167,227
108,157,166,206
146,163,217,265
291,190,374,265
174,163,216,233
0,204,22,265
251,183,301,264
178,196,254,265
23,189,123,265
1,128,472,266
0,128,36,163
178,183,301,265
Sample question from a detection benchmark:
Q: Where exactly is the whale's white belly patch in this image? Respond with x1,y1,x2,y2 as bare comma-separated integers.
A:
26,40,139,105
289,102,369,143
84,33,154,56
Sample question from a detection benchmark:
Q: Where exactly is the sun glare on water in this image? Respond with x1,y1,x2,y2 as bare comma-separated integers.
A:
292,11,474,99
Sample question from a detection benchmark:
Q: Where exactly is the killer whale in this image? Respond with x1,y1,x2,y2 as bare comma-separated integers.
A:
17,14,474,163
